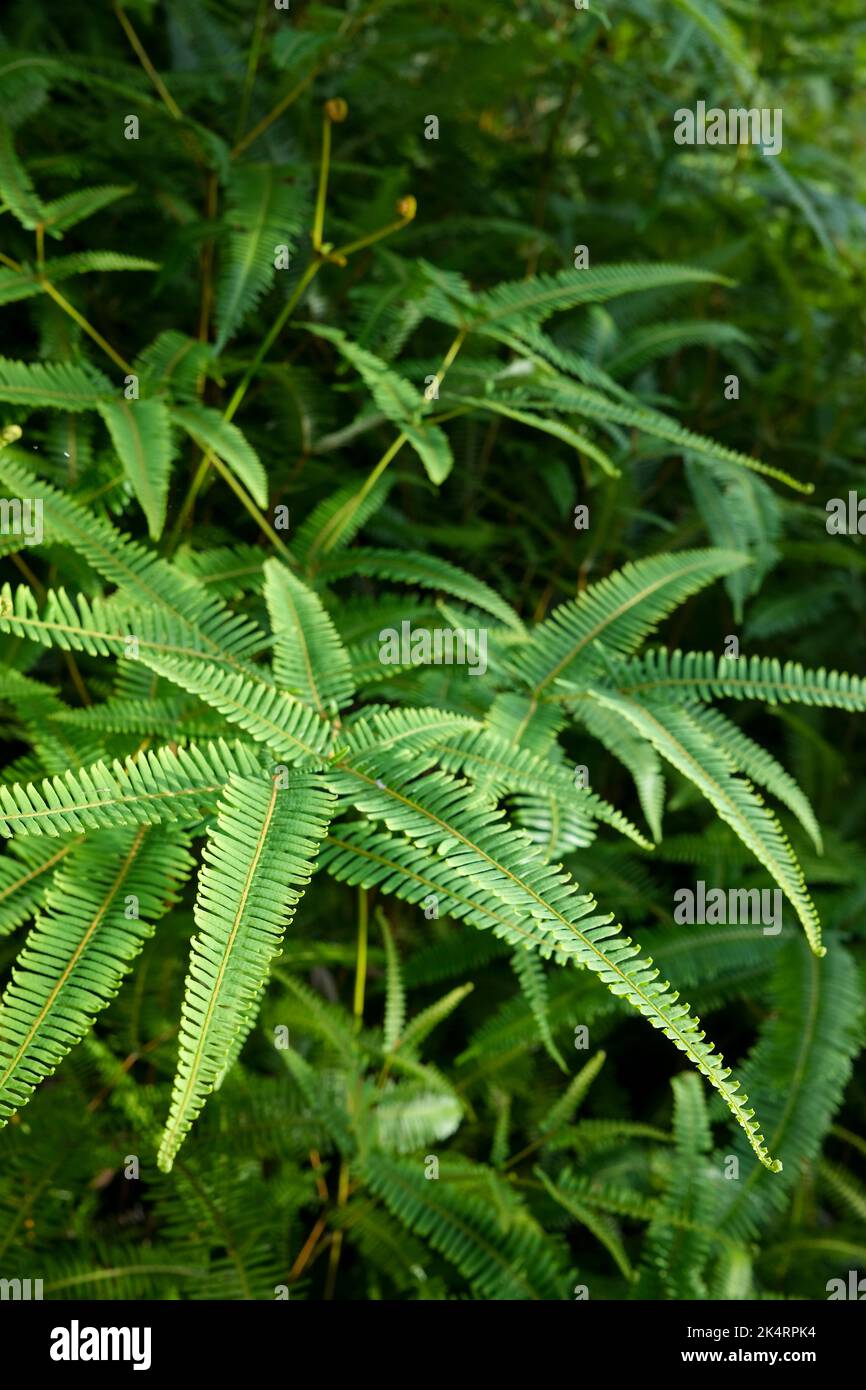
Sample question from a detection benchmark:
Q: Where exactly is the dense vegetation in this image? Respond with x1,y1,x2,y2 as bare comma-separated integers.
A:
0,0,864,1302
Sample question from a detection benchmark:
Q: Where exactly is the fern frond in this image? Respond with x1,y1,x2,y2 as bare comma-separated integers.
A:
136,652,336,766
0,455,268,669
642,1072,718,1299
688,704,822,852
97,398,175,540
215,164,307,352
327,758,782,1170
343,707,480,759
450,394,620,478
469,263,727,331
536,1165,634,1281
157,772,333,1170
576,699,666,842
293,476,393,565
539,376,809,491
509,549,749,694
587,692,823,955
686,458,782,618
365,1152,569,1299
0,583,262,671
170,403,267,509
39,183,133,232
0,118,46,228
0,826,193,1121
0,357,110,410
373,1084,462,1154
716,938,862,1241
510,946,568,1072
50,694,222,740
394,984,475,1056
431,725,653,848
317,547,525,634
614,649,866,711
263,558,355,713
538,1051,606,1134
303,323,453,483
606,319,752,376
0,836,80,937
0,740,264,839
134,331,220,402
379,912,406,1052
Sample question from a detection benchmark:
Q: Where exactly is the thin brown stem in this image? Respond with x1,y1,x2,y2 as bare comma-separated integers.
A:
113,1,184,121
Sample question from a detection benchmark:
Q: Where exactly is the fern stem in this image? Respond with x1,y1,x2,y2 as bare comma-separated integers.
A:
307,328,466,562
331,212,415,260
234,0,269,145
62,650,92,706
324,1165,349,1298
225,260,322,421
166,259,322,551
196,172,219,346
168,189,417,550
312,115,333,252
228,0,379,160
112,1,184,121
424,325,467,401
10,550,45,600
308,432,407,564
288,1213,328,1283
353,887,368,1032
39,280,131,373
231,70,318,161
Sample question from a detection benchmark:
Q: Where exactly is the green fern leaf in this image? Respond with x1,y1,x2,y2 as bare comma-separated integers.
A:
365,1152,569,1299
215,164,306,352
317,547,525,634
170,403,267,508
0,836,80,937
0,118,46,228
39,183,134,233
0,455,268,671
328,757,782,1171
615,649,866,711
510,548,749,695
97,398,175,540
0,740,264,840
0,826,193,1122
0,357,110,410
137,652,336,766
471,263,727,331
263,558,355,713
303,324,454,484
157,771,334,1170
588,692,824,954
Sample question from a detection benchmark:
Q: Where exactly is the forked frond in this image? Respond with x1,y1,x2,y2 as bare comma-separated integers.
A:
326,756,782,1171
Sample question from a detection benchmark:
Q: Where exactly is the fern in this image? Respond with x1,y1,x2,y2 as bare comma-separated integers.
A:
0,826,193,1121
158,771,333,1170
215,164,307,353
97,397,175,540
